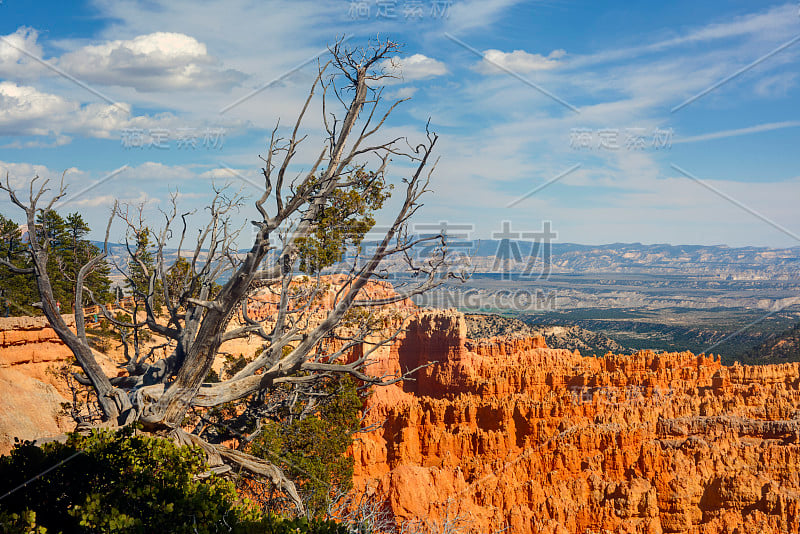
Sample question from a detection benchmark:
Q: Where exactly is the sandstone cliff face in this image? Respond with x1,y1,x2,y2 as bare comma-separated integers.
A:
0,315,74,366
0,315,126,453
0,316,77,453
353,310,800,534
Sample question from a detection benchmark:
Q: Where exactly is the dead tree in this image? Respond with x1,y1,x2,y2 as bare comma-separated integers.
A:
0,39,464,513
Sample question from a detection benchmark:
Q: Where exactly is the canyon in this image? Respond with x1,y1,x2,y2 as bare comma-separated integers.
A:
2,305,800,533
351,310,800,533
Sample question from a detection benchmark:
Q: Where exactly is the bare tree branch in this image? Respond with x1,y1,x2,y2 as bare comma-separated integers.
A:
1,38,466,506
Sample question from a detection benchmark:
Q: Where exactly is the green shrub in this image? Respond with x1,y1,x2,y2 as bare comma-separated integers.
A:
0,427,257,533
0,427,353,534
250,377,362,518
235,516,348,534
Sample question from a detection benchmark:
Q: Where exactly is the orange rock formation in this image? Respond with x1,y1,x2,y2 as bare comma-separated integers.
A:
0,315,84,452
352,310,800,534
4,301,800,533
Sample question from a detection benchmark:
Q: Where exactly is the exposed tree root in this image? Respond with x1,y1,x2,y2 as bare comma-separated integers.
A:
170,428,304,514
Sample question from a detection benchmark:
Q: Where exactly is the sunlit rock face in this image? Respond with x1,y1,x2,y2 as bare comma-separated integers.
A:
352,310,800,534
0,315,81,452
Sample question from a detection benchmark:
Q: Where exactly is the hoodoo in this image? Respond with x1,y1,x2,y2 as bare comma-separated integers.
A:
352,310,800,533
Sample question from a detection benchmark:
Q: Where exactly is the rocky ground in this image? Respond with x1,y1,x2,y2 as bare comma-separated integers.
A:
466,313,625,354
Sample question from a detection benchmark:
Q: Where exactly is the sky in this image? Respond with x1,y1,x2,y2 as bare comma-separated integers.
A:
0,0,799,248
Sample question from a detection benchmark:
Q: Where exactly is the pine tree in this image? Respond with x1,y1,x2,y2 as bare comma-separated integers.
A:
125,227,163,313
0,211,113,316
36,209,72,310
64,212,113,307
0,213,38,316
35,210,112,313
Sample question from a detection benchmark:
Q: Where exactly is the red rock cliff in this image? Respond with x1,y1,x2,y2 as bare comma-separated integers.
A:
352,310,800,534
0,315,122,453
0,316,79,452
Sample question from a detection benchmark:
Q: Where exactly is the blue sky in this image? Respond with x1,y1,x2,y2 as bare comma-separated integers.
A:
0,0,798,247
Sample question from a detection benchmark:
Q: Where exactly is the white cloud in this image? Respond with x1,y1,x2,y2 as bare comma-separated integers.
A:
566,3,800,69
0,161,239,215
674,121,800,144
88,0,340,100
381,54,447,82
198,167,248,181
69,190,154,208
0,81,178,140
123,162,196,182
0,160,85,190
57,32,247,92
0,136,72,149
2,1,797,248
388,86,418,100
0,28,46,79
652,3,799,49
0,82,75,136
476,48,565,74
2,28,246,93
445,0,523,33
754,72,798,97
